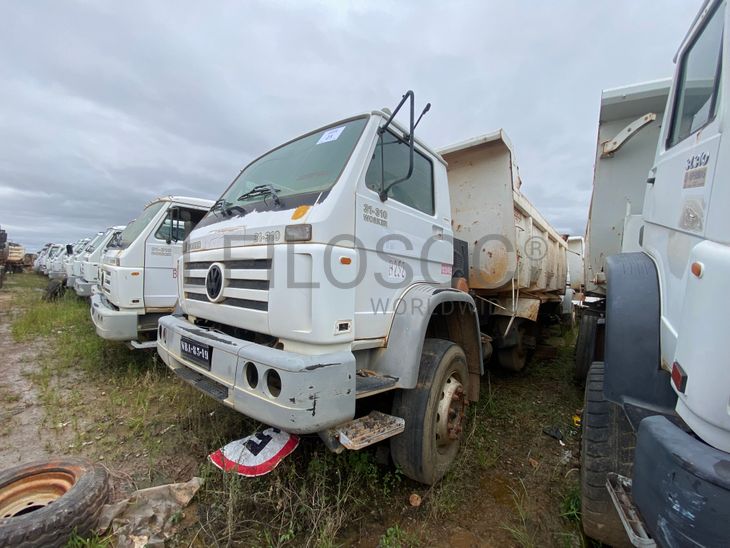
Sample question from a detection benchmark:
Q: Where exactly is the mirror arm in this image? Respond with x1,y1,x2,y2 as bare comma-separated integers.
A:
379,91,415,202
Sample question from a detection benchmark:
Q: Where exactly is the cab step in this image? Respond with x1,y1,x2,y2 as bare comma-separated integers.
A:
606,473,656,548
336,411,405,450
355,371,398,398
129,339,157,350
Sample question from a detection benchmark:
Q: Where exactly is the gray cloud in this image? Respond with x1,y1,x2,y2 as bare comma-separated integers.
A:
0,0,701,250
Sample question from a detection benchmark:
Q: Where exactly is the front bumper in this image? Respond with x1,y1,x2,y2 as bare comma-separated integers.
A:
157,314,356,434
48,271,66,280
74,278,95,297
90,293,139,341
67,275,78,289
632,416,730,547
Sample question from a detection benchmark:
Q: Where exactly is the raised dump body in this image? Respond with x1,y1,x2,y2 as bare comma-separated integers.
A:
584,79,671,296
441,131,568,307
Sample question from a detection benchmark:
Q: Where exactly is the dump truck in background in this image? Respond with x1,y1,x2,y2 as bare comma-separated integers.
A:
574,78,672,382
91,196,213,348
440,132,569,370
155,95,570,485
579,1,730,545
5,243,25,274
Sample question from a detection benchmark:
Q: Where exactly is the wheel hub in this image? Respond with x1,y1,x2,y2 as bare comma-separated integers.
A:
0,471,74,519
435,374,467,447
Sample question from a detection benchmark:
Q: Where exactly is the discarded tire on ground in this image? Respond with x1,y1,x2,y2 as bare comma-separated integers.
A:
391,338,470,485
0,458,109,548
580,363,635,548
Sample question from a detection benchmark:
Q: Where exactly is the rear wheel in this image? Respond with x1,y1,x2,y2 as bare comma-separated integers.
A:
496,317,528,371
581,363,634,547
391,339,469,485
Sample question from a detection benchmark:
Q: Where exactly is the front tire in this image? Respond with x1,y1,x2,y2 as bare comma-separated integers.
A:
581,363,635,547
391,339,470,485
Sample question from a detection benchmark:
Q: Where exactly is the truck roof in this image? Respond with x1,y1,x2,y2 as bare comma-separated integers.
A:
145,195,215,209
600,79,672,122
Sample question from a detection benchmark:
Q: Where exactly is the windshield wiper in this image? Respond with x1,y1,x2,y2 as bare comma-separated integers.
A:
212,198,247,217
237,184,282,207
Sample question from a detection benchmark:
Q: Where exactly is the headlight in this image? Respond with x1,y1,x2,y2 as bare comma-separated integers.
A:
284,224,312,242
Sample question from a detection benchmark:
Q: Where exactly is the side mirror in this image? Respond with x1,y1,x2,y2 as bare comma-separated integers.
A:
377,91,430,202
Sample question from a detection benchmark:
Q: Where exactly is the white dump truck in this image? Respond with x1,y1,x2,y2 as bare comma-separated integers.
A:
155,96,568,484
579,1,730,546
74,226,125,297
91,196,213,348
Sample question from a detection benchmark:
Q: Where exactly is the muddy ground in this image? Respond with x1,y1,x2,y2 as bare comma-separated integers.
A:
0,274,586,547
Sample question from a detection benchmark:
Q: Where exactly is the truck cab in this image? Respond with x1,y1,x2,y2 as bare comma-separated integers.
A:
156,98,569,484
74,226,125,297
581,2,730,546
41,244,62,275
91,196,213,347
66,236,98,289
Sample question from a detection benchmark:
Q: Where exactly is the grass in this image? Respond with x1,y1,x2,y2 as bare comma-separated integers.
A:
4,274,588,546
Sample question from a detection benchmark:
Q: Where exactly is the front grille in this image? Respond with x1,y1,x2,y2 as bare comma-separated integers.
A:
183,254,271,312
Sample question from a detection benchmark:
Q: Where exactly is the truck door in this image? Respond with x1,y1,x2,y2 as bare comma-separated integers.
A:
144,206,206,309
354,129,452,339
643,2,725,365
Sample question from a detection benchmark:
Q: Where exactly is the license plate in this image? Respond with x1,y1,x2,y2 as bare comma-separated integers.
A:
180,336,212,370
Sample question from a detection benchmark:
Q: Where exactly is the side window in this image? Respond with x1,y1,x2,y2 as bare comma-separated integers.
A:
154,208,206,242
365,131,435,215
668,3,725,147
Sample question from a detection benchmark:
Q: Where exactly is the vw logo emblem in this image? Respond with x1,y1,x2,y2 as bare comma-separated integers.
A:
205,263,225,302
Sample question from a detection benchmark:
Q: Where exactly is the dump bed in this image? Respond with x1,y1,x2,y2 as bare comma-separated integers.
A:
440,131,567,298
584,79,670,296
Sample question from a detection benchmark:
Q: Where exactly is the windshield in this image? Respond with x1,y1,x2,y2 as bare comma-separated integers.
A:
203,116,368,223
85,231,107,253
115,202,164,249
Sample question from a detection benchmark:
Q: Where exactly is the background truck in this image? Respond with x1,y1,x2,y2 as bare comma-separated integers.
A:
574,78,671,382
580,1,730,546
74,226,125,297
91,196,213,348
5,243,25,274
0,227,7,288
156,94,569,485
66,235,99,289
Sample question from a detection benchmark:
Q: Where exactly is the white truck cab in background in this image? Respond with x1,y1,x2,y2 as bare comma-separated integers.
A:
156,94,570,485
580,2,730,546
66,235,99,289
91,196,213,348
49,241,86,281
74,226,125,297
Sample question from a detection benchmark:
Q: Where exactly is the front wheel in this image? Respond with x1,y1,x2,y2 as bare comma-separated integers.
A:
391,339,470,485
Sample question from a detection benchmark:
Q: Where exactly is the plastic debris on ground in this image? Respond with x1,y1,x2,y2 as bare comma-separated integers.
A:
208,427,299,477
96,476,202,548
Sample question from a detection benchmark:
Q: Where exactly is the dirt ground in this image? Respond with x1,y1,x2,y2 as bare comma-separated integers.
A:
0,275,586,547
0,290,67,464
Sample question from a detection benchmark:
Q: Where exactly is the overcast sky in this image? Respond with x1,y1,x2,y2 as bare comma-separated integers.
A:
0,1,702,251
